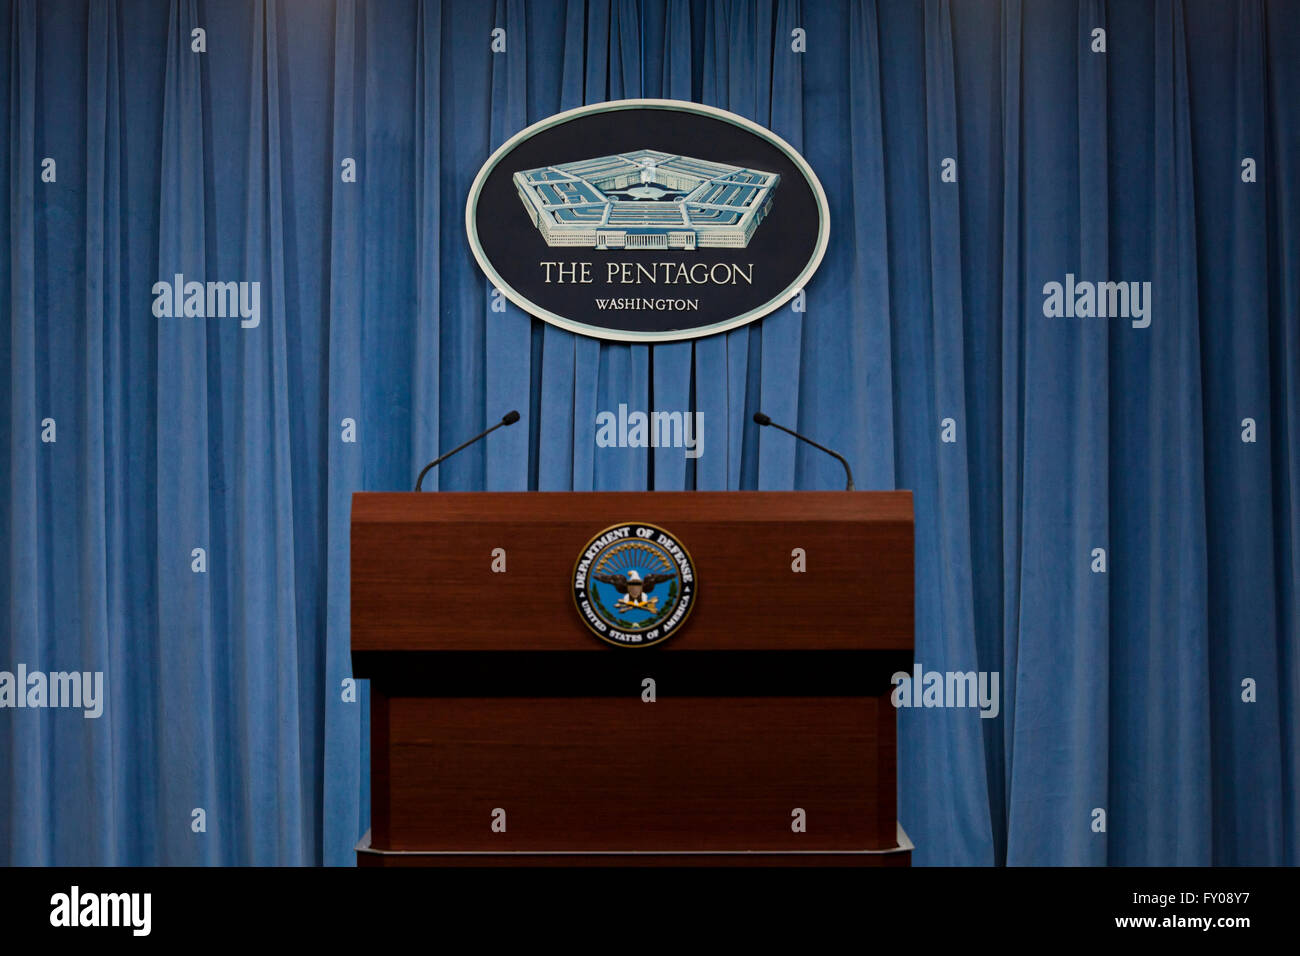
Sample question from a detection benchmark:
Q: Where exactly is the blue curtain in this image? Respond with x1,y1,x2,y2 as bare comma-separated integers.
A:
1,0,1297,866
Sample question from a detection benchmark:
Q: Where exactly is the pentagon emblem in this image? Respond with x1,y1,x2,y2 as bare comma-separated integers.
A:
466,99,829,342
513,149,780,251
572,522,696,647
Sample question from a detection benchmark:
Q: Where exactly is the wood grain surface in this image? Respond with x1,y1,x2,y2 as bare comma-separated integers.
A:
369,692,899,853
352,491,913,652
354,491,914,862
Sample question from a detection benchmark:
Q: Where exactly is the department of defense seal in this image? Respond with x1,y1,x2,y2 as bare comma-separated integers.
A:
572,522,696,647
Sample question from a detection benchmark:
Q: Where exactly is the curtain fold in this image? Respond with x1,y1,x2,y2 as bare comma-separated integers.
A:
1193,0,1284,863
5,0,42,866
917,0,992,866
1004,0,1113,866
1264,0,1300,867
484,0,530,491
996,0,1025,864
82,0,123,865
1105,0,1213,864
154,0,216,865
322,0,365,868
1,0,1297,867
756,0,803,492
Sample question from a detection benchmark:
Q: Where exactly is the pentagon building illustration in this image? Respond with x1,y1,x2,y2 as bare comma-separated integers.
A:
512,149,780,250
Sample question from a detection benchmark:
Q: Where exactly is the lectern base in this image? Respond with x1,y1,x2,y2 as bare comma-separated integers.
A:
355,824,913,867
351,492,916,871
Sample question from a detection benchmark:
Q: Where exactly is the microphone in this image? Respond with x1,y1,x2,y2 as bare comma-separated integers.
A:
414,410,521,491
752,411,855,491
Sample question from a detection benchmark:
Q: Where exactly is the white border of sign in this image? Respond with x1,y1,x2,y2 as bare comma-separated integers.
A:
465,98,831,343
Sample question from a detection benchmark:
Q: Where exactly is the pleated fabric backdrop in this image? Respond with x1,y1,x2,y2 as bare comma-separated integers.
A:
1,0,1297,866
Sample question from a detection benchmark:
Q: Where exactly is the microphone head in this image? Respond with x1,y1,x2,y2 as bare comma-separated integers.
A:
752,411,772,426
502,410,521,425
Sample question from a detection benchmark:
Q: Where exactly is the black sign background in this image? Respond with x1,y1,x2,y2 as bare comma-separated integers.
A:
469,103,826,340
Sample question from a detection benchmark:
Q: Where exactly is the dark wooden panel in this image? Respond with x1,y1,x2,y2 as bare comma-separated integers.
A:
369,694,897,853
872,695,898,843
370,691,392,847
351,491,913,652
356,850,911,867
352,649,914,694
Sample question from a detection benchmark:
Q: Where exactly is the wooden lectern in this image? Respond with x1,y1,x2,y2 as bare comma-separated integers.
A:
352,491,913,865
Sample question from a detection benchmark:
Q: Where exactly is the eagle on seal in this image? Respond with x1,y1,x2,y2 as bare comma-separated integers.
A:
593,568,673,603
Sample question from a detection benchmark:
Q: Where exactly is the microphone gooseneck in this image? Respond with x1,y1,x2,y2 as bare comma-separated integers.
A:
752,411,855,491
414,410,521,491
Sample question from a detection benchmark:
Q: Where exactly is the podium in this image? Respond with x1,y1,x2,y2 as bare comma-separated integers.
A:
351,491,913,865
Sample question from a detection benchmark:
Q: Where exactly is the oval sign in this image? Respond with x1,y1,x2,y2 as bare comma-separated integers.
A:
466,99,829,343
